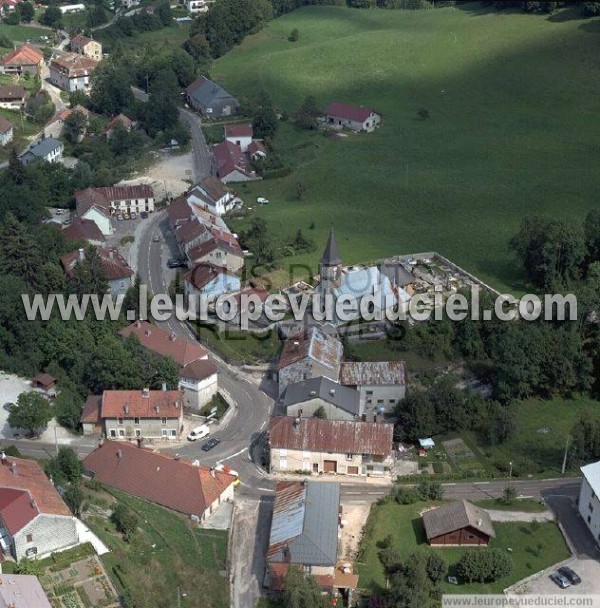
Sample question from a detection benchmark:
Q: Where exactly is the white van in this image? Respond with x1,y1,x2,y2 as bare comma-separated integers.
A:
187,424,210,442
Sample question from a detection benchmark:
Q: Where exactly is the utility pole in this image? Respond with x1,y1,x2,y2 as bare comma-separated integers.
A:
562,435,570,474
509,460,513,480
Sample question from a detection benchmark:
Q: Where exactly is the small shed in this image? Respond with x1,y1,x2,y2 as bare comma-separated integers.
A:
423,500,495,547
32,373,56,393
419,438,435,450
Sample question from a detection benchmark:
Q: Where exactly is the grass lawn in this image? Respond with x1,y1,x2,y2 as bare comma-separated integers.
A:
358,500,569,597
95,22,191,51
214,3,600,293
0,23,50,45
473,498,546,513
0,109,41,162
84,487,229,608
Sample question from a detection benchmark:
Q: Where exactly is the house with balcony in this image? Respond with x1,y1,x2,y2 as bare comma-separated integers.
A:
268,416,395,477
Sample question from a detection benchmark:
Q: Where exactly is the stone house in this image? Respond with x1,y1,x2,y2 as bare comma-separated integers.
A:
49,52,97,93
268,416,395,477
70,34,103,61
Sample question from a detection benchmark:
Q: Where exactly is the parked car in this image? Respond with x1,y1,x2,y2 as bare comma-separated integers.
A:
62,218,72,225
187,425,210,442
152,233,161,242
55,208,66,215
116,214,124,221
130,211,137,220
123,213,130,220
257,197,269,205
140,211,148,219
3,402,15,412
201,437,220,452
558,566,581,585
550,572,571,589
167,258,186,269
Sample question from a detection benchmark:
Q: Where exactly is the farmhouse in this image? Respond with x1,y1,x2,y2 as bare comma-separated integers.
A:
82,388,185,440
20,138,64,165
214,140,256,183
60,247,134,298
104,113,134,137
178,359,219,410
187,176,238,216
0,85,25,109
265,480,357,596
119,320,209,367
423,500,495,547
62,217,106,246
49,52,98,92
83,441,234,523
186,232,245,273
75,184,155,220
70,34,103,61
0,117,13,147
324,101,380,133
578,461,600,543
268,416,395,476
224,123,253,152
186,76,239,118
0,44,43,76
0,456,80,561
282,376,360,421
339,361,406,415
278,327,343,398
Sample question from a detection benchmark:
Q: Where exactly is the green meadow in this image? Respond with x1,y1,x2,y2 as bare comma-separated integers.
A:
213,3,600,291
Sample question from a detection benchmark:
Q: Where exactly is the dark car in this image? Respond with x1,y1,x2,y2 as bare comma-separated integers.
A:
558,566,581,585
140,211,148,219
549,572,571,589
167,258,186,269
201,437,221,452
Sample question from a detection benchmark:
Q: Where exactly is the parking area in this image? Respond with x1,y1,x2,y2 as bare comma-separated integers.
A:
0,371,34,437
511,557,600,595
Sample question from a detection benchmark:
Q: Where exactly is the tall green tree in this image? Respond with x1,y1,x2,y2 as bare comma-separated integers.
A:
8,392,52,437
282,567,325,608
0,213,41,289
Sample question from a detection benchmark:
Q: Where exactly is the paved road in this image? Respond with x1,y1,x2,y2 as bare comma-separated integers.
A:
179,107,215,181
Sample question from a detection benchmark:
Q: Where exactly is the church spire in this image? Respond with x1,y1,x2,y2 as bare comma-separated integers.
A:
321,228,341,266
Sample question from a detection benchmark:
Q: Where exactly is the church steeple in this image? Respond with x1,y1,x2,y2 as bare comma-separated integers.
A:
319,229,342,289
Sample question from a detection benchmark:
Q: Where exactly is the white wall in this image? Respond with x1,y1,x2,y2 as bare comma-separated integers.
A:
579,477,600,544
82,207,112,236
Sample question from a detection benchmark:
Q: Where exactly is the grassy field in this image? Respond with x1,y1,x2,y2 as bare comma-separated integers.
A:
85,487,229,608
0,23,49,46
358,500,569,597
95,22,191,51
214,3,600,292
473,498,546,513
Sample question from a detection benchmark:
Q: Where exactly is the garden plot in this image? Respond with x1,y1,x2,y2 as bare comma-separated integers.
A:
442,438,485,476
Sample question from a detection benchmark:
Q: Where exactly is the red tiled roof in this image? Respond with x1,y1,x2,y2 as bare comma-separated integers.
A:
214,140,252,180
0,488,37,536
82,441,234,517
0,117,12,134
278,327,343,372
185,262,231,290
104,114,133,132
179,359,218,382
0,85,24,101
325,101,376,123
175,217,209,247
119,321,208,367
0,458,71,522
267,563,334,591
268,416,394,457
167,196,193,227
63,217,106,243
188,235,243,263
224,123,252,139
75,188,110,216
199,176,228,202
50,52,97,77
101,389,184,419
60,247,133,281
81,395,102,424
46,105,91,128
0,44,43,67
70,34,94,48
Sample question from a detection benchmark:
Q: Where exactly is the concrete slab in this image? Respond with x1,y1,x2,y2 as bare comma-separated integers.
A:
202,500,233,530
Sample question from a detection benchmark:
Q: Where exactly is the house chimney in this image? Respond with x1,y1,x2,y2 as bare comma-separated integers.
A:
210,467,215,478
135,320,141,328
145,329,151,337
162,382,167,391
11,462,18,476
142,388,150,398
0,451,6,464
117,450,122,459
169,332,176,342
78,248,84,261
124,404,130,415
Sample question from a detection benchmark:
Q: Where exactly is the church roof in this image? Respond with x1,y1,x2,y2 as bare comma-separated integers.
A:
320,229,341,266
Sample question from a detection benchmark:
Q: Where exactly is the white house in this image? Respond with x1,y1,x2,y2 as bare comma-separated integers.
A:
187,176,237,216
0,117,13,147
184,262,240,301
20,138,64,165
178,359,218,410
324,101,381,133
49,52,97,93
224,123,253,153
186,0,208,12
579,461,600,543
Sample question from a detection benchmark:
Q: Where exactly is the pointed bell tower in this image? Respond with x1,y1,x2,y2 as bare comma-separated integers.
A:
319,228,342,290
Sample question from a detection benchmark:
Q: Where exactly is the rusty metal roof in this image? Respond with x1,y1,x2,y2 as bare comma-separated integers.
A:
278,327,343,372
340,361,406,386
269,416,393,457
268,481,340,566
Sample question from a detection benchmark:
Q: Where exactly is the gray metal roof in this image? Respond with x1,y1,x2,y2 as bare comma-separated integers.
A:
268,481,340,567
23,137,62,158
187,77,237,108
283,376,360,416
379,262,415,287
321,228,341,266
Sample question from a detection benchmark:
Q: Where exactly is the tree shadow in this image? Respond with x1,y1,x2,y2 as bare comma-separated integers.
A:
411,517,428,546
546,6,586,22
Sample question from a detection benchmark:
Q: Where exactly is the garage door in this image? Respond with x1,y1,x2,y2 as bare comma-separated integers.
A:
324,460,337,473
347,466,359,475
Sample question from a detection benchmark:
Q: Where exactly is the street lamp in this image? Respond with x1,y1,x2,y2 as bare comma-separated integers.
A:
509,460,513,480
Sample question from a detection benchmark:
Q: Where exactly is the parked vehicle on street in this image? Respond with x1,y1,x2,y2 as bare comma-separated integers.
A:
153,233,161,242
116,214,124,221
167,258,186,269
201,437,220,452
558,566,581,585
257,197,269,205
550,572,571,589
130,211,137,220
140,211,148,219
187,425,210,442
3,402,15,412
55,208,66,215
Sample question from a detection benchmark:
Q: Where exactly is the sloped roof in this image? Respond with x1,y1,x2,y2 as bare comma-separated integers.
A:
101,389,183,419
581,461,600,497
50,52,97,77
60,247,133,281
283,376,360,416
268,481,340,567
80,395,102,424
340,361,406,387
32,373,55,387
269,416,394,457
422,500,496,540
199,176,228,201
185,262,233,290
187,235,243,261
224,123,252,138
325,101,376,123
62,217,106,243
179,359,218,382
119,320,208,367
214,140,252,180
82,441,234,518
0,44,43,67
0,117,12,134
104,114,133,132
321,228,341,266
0,574,52,608
278,327,343,373
0,457,71,522
70,34,95,48
46,105,91,128
186,76,237,108
22,137,62,159
0,488,37,536
167,196,193,227
0,85,24,100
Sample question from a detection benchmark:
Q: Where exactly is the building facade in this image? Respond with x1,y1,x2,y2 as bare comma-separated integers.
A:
579,462,600,543
178,360,218,410
70,35,103,61
49,53,97,92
